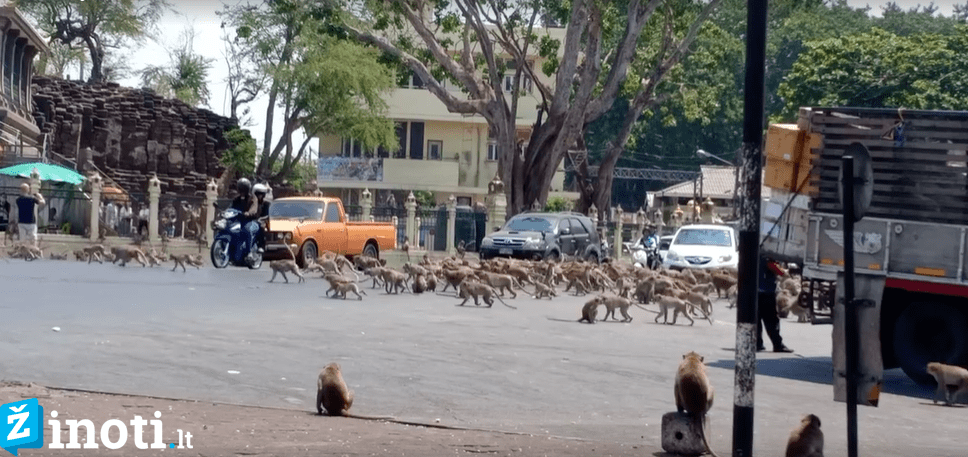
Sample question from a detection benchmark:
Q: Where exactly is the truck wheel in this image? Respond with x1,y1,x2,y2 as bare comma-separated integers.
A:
893,301,968,385
300,240,317,268
363,242,379,259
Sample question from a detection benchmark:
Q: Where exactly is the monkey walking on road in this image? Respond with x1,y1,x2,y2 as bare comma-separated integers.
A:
785,414,824,457
926,362,968,406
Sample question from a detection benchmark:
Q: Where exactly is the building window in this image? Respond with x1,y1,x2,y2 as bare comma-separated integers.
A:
341,138,371,158
398,70,426,89
487,142,498,161
457,196,471,206
394,122,407,158
427,140,442,160
409,122,425,159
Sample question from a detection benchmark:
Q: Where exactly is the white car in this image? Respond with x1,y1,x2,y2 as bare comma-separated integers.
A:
663,224,738,270
658,235,674,262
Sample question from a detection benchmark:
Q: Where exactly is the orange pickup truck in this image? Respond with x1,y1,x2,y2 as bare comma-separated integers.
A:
263,197,396,267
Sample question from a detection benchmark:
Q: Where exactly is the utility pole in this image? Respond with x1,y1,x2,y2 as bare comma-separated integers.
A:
732,0,768,456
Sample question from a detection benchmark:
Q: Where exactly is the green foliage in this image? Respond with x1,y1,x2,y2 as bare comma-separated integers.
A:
220,128,257,177
271,160,317,193
413,191,435,208
220,0,398,180
16,0,168,83
544,196,574,213
141,28,213,106
776,27,968,120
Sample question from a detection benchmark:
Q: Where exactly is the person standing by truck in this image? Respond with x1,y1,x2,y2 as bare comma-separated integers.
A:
758,255,794,353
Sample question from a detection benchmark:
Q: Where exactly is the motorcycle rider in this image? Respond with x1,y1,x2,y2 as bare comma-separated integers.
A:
253,183,271,251
230,178,261,260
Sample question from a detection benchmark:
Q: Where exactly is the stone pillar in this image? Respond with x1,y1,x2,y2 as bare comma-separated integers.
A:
148,174,161,244
446,194,457,255
88,172,102,242
414,216,421,249
486,174,506,233
391,215,399,245
614,206,624,259
205,179,218,246
361,188,372,221
404,191,417,247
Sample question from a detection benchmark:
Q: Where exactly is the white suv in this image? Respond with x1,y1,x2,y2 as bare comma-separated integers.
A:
664,224,738,270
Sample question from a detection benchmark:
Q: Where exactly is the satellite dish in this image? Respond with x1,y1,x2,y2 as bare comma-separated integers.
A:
838,142,874,222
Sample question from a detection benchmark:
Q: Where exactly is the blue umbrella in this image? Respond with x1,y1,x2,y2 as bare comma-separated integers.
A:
0,162,86,185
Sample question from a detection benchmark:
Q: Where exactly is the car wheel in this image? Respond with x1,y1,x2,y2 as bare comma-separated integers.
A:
363,242,379,259
585,251,599,264
300,240,318,268
545,250,560,262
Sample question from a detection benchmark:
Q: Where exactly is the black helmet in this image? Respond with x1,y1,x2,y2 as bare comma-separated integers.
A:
237,178,252,195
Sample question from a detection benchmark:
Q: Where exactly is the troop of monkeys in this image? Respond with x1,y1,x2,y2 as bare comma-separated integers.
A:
3,241,204,271
315,352,825,457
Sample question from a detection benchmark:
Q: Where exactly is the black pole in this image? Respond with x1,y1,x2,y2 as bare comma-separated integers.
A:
732,0,768,455
842,156,859,457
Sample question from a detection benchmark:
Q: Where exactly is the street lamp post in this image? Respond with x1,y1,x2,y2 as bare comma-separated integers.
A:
696,149,740,220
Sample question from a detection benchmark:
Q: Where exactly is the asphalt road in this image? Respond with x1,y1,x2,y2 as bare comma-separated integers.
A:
1,260,965,455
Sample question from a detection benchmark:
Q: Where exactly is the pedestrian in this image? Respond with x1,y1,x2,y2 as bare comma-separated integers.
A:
138,205,149,236
15,183,45,248
120,203,132,236
758,256,794,353
106,199,118,234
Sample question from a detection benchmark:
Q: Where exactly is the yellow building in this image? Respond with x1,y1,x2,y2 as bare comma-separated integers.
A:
316,27,578,208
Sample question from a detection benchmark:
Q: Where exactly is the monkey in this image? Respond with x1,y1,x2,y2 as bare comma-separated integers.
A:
412,274,428,294
691,283,716,296
675,351,719,457
402,262,429,281
169,253,201,272
634,277,656,304
312,258,344,276
456,239,466,259
73,249,88,261
317,250,338,263
323,273,353,297
424,273,438,292
440,267,475,293
268,260,306,283
578,297,600,323
655,295,696,326
926,362,968,406
382,269,410,294
457,280,516,309
363,266,388,288
401,237,411,262
727,285,739,309
531,281,558,299
83,244,107,264
110,246,148,267
353,254,383,271
479,271,524,298
317,363,354,416
334,255,359,280
785,414,824,457
334,281,367,300
684,291,714,319
102,251,116,263
598,294,634,322
778,290,809,323
8,243,42,261
710,273,737,298
49,251,68,260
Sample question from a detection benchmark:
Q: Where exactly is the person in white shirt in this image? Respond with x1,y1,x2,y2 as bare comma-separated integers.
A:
138,206,149,236
119,203,132,236
105,200,118,234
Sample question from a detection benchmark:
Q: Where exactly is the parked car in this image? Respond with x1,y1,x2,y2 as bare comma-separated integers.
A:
663,224,738,270
479,211,602,262
264,197,396,267
658,235,674,262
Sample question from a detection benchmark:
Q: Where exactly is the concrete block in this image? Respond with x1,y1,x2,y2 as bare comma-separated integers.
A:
661,411,706,456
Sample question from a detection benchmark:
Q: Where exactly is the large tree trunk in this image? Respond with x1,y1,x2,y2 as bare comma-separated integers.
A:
83,36,105,84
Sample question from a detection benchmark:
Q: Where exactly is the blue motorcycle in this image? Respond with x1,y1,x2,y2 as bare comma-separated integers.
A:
210,208,263,269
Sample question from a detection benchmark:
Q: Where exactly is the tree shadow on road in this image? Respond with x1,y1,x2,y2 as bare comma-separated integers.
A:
707,354,939,402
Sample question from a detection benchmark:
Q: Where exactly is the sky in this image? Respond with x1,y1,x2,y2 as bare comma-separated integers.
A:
94,0,966,156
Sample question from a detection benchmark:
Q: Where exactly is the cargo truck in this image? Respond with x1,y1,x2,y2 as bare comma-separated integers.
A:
760,107,968,405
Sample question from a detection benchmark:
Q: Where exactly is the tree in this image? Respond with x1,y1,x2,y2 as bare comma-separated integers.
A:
341,0,721,217
16,0,168,84
777,27,968,119
34,40,84,78
140,27,213,106
220,29,265,126
220,0,399,182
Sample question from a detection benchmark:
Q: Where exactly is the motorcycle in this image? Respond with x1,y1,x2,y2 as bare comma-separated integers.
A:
210,208,263,269
628,233,661,269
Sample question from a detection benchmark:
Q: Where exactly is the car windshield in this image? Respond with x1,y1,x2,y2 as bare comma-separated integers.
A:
674,228,732,247
505,216,556,232
269,201,325,220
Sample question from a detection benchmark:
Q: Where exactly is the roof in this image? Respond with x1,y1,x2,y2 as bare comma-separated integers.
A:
655,165,736,199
